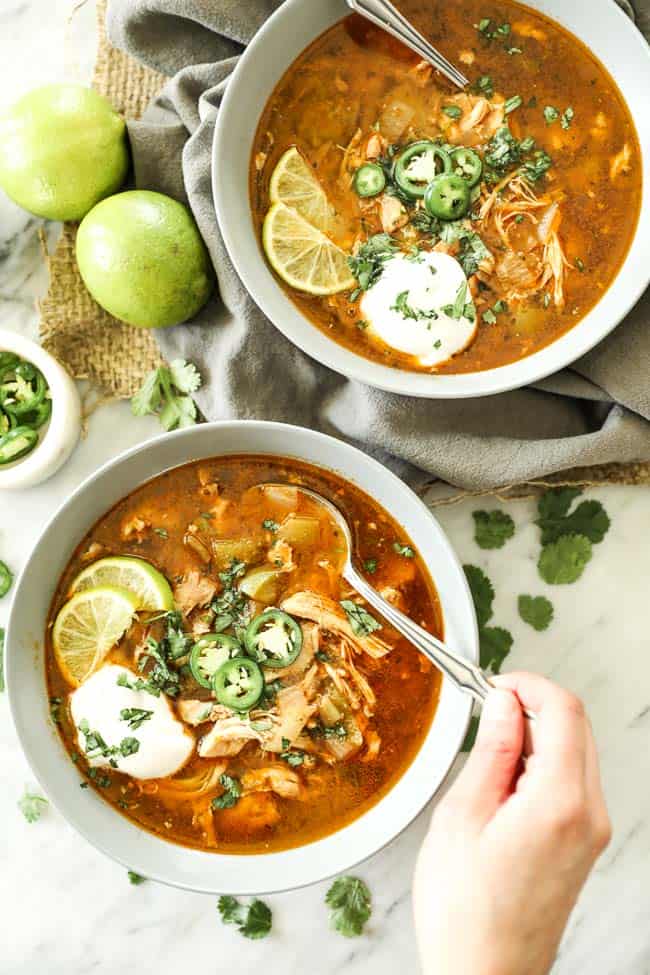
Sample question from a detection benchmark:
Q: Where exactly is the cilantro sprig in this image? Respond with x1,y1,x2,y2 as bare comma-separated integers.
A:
535,488,610,584
218,896,272,940
464,565,513,673
211,774,242,810
131,359,202,431
325,876,372,937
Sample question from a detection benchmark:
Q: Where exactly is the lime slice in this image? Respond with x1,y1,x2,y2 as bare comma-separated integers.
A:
52,585,140,686
269,147,335,232
263,202,355,296
70,556,174,611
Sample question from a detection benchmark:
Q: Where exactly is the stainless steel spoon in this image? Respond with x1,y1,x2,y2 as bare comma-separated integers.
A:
345,0,470,90
264,482,534,722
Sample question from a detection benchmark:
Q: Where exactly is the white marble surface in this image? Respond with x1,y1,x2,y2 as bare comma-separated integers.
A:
1,3,650,974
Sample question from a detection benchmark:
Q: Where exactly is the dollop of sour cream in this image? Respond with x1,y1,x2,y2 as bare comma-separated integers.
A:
360,250,477,367
69,664,194,780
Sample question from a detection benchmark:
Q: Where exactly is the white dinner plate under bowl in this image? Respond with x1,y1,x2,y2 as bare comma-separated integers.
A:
6,421,478,895
213,0,650,399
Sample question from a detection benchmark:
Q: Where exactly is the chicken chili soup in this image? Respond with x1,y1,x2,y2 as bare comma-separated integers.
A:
251,0,641,374
46,456,442,855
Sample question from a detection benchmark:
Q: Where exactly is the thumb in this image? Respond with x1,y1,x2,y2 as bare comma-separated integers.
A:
451,689,524,828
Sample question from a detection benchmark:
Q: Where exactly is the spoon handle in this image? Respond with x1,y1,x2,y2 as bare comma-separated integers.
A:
346,567,535,721
345,0,469,89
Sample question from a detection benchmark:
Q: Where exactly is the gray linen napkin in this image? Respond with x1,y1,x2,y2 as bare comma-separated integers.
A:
107,0,650,491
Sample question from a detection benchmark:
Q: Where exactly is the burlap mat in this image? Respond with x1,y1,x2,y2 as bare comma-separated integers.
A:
37,0,650,489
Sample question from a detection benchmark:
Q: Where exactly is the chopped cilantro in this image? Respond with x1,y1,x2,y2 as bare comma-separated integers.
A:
120,707,153,730
576,257,585,272
212,773,242,810
340,600,382,637
518,595,554,631
393,541,415,558
128,870,146,885
363,558,378,574
279,738,306,766
391,290,438,322
504,94,523,114
472,75,494,98
538,534,592,584
442,105,463,119
262,519,279,532
153,527,168,538
544,105,560,124
326,877,372,937
348,234,398,296
561,106,575,129
473,510,515,549
218,896,272,940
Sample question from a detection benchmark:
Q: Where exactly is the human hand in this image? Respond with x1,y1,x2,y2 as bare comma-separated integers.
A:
413,673,611,975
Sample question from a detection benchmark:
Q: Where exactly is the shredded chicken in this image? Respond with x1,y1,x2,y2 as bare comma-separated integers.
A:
254,151,267,171
242,765,302,800
199,715,265,758
366,132,387,159
281,591,391,659
512,20,547,41
267,538,295,571
459,49,475,65
178,699,216,726
80,541,105,563
408,59,433,87
263,666,319,751
379,194,409,234
362,729,382,762
174,570,217,616
121,516,149,541
146,762,226,801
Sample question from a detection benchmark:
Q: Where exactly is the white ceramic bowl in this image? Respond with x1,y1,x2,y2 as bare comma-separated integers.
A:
213,0,650,399
7,421,477,894
0,329,81,490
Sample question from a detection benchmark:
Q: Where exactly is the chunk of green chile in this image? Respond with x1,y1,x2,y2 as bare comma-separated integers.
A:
0,560,12,598
0,352,20,381
20,397,52,431
0,425,39,465
394,142,452,199
244,609,303,668
0,407,15,436
1,370,47,416
450,147,483,187
190,633,242,689
424,174,471,221
213,657,264,711
353,162,386,198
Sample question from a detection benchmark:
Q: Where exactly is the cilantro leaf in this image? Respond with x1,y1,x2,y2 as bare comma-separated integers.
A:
461,714,479,752
340,600,382,637
393,541,415,558
363,558,378,574
168,359,201,394
537,486,582,521
473,510,515,549
538,534,592,584
0,627,4,693
211,773,242,810
479,626,513,674
537,499,610,545
325,876,372,937
131,360,202,431
127,870,146,885
218,896,272,940
18,788,48,823
463,565,494,628
518,594,554,631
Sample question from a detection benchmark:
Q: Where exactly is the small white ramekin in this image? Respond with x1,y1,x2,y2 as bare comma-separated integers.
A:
0,328,81,490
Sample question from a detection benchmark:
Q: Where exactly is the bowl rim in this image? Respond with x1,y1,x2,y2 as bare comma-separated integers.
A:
6,420,478,894
213,0,650,399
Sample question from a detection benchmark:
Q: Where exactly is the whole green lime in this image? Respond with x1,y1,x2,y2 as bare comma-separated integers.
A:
76,191,214,328
0,84,129,221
